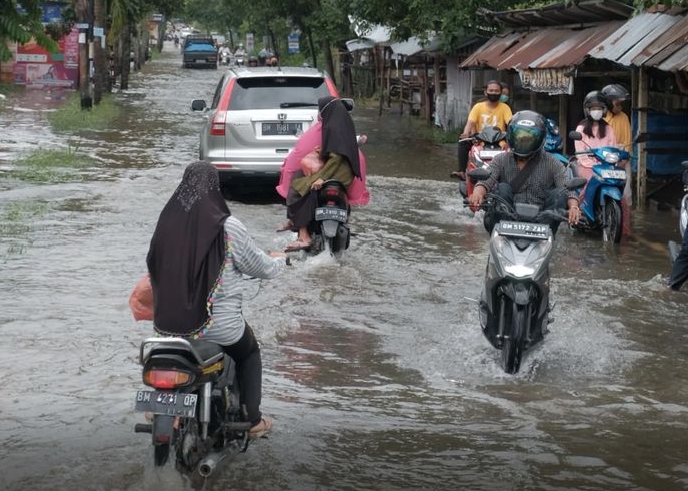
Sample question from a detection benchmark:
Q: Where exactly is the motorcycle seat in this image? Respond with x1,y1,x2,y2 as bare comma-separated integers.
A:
186,339,225,365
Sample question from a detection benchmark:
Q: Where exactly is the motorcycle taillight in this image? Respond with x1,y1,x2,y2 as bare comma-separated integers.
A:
144,369,192,389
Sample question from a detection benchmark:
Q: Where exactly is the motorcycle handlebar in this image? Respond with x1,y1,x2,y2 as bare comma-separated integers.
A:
463,197,569,223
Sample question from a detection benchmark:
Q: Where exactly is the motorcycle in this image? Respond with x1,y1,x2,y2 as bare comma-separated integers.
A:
134,337,252,477
668,160,688,264
469,168,586,374
568,131,630,243
309,133,367,258
457,126,508,208
235,54,245,66
219,51,231,66
544,117,569,165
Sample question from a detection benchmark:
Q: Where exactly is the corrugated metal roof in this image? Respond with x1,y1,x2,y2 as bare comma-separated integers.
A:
488,0,633,28
460,22,624,70
590,12,688,72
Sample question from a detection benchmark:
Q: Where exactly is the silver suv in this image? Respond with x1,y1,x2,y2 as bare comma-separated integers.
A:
191,66,338,189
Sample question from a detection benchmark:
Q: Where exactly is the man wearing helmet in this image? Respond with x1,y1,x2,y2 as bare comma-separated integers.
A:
601,84,631,153
468,110,580,233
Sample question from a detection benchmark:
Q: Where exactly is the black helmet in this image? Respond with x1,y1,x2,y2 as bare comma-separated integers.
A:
583,90,608,118
506,110,546,158
601,83,629,102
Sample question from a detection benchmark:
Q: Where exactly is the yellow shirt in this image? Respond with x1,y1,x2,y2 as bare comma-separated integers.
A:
604,111,632,153
468,101,513,133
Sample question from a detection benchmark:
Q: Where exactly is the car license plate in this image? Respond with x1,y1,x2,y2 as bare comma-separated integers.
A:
135,390,197,417
262,122,302,136
315,207,347,222
497,221,550,239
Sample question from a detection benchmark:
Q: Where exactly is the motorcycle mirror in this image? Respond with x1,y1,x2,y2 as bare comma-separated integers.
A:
568,131,582,141
468,168,491,181
191,99,207,111
566,177,587,190
340,98,355,112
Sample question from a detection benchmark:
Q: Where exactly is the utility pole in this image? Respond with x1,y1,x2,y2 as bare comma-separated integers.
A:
76,0,90,109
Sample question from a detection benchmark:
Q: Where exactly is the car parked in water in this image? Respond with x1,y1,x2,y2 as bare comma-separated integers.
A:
191,66,338,192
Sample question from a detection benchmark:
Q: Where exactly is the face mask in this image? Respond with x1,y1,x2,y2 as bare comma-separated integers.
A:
486,93,500,103
589,109,604,121
499,95,509,103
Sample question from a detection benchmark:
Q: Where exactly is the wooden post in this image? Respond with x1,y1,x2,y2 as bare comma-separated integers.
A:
558,94,568,154
386,52,392,108
637,67,648,207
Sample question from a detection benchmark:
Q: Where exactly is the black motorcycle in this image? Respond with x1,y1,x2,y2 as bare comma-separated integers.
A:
134,337,251,477
309,180,351,257
469,168,586,373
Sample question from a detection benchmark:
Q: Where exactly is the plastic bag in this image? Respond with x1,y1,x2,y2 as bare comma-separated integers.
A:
299,146,325,176
129,274,154,321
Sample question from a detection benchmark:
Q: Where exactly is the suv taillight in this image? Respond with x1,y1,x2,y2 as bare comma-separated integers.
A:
210,78,236,137
211,110,227,136
325,78,339,97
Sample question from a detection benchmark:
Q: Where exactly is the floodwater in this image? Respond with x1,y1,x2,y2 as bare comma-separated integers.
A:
0,45,686,491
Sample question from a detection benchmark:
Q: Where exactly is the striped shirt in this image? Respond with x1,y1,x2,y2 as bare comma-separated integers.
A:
200,216,286,346
476,150,576,206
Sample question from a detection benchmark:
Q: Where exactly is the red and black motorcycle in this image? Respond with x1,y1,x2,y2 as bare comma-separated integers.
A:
456,126,508,211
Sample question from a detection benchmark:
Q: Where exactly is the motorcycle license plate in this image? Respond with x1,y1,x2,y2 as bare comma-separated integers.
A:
135,390,197,417
497,221,550,239
479,150,502,160
599,169,626,179
315,207,347,222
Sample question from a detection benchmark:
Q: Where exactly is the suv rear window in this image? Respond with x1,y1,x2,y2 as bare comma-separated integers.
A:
228,76,331,111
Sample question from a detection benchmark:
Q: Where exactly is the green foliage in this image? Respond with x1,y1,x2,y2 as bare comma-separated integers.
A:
8,148,95,183
47,93,121,133
0,199,49,257
0,0,59,61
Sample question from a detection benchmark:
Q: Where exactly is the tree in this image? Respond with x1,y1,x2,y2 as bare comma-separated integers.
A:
0,0,58,62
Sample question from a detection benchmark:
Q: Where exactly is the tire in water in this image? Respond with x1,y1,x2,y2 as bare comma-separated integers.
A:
502,304,527,374
602,198,622,243
154,443,170,467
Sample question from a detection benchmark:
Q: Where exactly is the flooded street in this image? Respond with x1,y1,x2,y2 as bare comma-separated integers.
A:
1,45,687,491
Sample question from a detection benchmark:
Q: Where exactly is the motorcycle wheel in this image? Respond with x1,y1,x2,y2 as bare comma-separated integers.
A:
602,198,622,243
502,304,526,374
154,443,170,467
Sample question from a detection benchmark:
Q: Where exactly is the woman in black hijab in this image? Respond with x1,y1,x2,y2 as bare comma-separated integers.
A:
284,96,361,251
147,161,287,437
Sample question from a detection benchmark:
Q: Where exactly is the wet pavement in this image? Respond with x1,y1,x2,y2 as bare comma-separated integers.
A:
0,44,687,491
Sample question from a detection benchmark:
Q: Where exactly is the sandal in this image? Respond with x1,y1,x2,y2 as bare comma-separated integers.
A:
284,239,312,252
248,416,274,439
276,220,294,232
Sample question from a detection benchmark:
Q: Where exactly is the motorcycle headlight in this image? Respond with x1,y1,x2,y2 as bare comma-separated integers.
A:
601,150,620,164
493,233,552,279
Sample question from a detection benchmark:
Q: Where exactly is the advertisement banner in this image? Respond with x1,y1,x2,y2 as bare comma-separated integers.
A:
13,27,79,89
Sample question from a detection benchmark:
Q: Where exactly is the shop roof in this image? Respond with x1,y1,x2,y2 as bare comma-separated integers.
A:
589,12,688,72
486,0,633,27
460,22,624,70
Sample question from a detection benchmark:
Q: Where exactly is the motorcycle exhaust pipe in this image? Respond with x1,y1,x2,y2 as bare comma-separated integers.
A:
198,451,228,478
197,457,216,478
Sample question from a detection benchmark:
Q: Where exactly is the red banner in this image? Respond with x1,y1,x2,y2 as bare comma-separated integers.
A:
14,27,79,89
